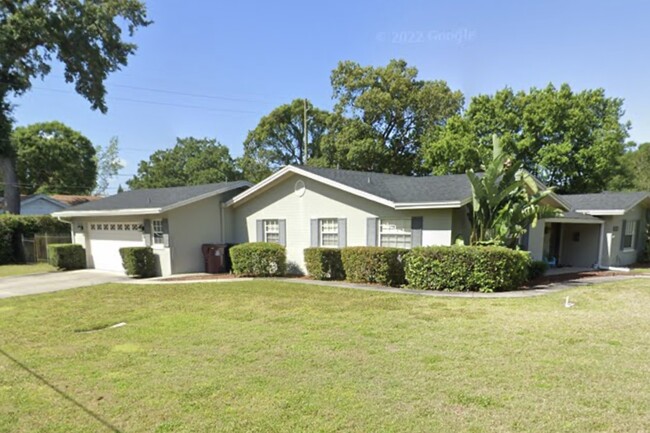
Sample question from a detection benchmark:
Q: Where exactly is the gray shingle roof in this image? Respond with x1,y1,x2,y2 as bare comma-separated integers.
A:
61,181,251,212
296,166,473,203
561,192,650,212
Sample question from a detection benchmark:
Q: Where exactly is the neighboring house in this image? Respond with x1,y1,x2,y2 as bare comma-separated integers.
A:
0,194,101,215
52,181,251,275
54,165,650,276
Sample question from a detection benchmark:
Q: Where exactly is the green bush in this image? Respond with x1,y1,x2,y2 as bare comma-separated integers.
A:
642,223,650,263
230,242,286,277
119,247,157,278
304,248,345,280
340,247,407,287
47,244,86,270
529,260,549,280
404,246,531,292
0,215,70,264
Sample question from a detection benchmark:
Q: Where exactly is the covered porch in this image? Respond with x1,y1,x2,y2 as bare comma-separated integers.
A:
527,212,604,269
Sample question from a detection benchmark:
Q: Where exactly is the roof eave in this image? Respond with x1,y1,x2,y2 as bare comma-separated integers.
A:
394,197,471,210
51,208,162,218
575,209,626,216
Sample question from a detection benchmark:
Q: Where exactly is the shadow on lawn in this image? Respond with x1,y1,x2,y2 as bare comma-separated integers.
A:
0,347,123,433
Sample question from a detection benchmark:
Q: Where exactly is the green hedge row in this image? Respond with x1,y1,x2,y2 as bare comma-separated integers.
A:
404,246,531,292
0,215,70,264
304,248,345,280
120,247,157,278
47,244,86,270
340,247,407,286
230,242,286,277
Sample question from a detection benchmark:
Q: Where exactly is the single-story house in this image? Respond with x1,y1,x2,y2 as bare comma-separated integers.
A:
52,181,251,275
53,165,649,276
0,194,101,215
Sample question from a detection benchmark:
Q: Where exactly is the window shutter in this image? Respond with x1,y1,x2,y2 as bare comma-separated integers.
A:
162,218,170,248
634,221,642,250
278,219,287,246
142,219,152,247
338,218,347,248
620,220,627,251
256,220,264,242
411,216,423,247
310,219,319,247
366,217,378,246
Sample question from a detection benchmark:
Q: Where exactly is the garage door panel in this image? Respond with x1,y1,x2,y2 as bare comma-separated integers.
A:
88,222,144,273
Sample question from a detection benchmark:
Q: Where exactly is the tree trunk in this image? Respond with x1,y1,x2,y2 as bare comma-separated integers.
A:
0,155,20,214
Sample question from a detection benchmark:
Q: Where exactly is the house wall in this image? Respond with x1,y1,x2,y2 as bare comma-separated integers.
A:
229,173,455,272
558,223,601,268
451,205,472,244
605,204,648,267
22,199,66,215
527,222,545,261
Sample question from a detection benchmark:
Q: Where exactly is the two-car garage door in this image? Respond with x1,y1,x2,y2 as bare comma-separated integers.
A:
88,222,144,273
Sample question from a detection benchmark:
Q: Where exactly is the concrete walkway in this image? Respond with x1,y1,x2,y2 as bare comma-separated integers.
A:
0,270,130,299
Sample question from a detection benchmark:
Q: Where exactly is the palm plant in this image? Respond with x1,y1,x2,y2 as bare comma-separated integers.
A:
467,135,561,248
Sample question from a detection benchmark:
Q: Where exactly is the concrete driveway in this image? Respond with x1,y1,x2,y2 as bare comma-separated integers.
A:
0,270,130,299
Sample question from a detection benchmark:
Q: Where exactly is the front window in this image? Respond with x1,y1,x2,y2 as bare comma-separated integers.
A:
264,219,280,244
152,219,164,245
623,220,638,250
320,219,339,247
379,218,412,248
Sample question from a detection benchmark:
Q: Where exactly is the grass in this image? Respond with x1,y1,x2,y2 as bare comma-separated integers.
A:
0,263,56,278
1,280,649,433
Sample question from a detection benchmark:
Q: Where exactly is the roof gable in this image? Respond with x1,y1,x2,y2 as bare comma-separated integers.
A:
561,192,650,215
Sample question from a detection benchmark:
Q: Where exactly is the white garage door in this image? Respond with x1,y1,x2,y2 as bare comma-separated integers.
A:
88,222,144,273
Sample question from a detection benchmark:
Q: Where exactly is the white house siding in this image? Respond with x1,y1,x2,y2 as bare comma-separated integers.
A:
606,204,647,267
527,222,545,261
229,173,454,272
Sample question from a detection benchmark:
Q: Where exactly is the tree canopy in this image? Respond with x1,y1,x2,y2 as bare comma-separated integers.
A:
239,99,332,183
0,0,150,212
95,137,124,195
12,121,97,195
127,137,243,189
423,84,630,194
608,142,650,191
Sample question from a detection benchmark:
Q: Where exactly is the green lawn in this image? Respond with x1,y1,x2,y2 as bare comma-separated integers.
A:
0,263,56,278
1,280,649,433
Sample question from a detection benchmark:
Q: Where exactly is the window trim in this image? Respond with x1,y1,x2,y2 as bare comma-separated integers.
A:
622,220,638,251
378,218,412,249
264,219,280,244
319,218,339,248
152,219,165,246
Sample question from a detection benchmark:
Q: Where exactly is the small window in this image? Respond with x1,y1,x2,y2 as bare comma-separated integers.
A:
379,218,412,249
264,220,280,244
131,223,140,231
103,224,109,230
90,224,96,230
623,220,638,250
320,219,339,247
152,219,164,245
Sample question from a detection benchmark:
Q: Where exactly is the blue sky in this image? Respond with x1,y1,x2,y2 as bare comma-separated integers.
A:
11,0,650,193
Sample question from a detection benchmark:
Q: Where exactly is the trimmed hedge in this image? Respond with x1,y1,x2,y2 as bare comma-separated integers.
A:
340,247,407,287
0,215,70,264
119,247,157,278
47,244,86,270
529,260,549,280
304,248,345,280
230,242,286,277
404,246,531,292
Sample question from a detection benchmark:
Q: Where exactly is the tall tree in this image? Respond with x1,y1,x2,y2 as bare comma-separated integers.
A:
424,84,630,193
0,0,150,213
127,137,242,189
239,99,332,183
324,59,464,174
13,121,97,194
95,136,124,195
608,142,650,191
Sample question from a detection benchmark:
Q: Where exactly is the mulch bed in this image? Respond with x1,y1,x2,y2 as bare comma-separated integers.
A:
523,270,635,288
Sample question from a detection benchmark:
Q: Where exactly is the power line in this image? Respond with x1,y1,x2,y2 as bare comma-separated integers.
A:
108,83,269,104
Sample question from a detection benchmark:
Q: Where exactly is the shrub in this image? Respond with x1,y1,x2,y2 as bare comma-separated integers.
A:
304,248,345,280
0,215,70,264
230,242,286,277
340,247,407,287
119,247,157,278
529,260,549,280
47,244,86,270
404,246,531,292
